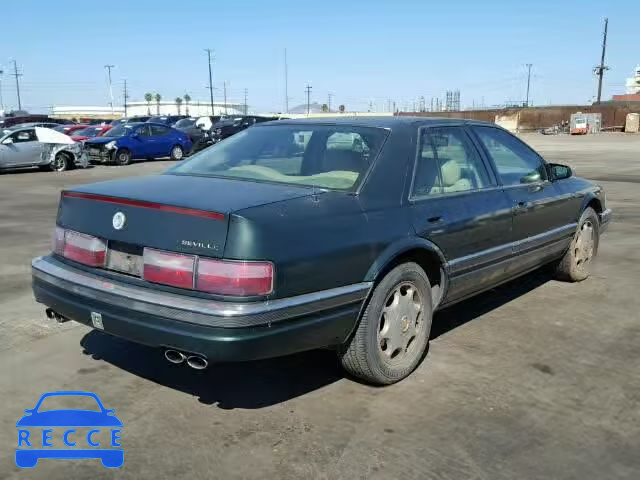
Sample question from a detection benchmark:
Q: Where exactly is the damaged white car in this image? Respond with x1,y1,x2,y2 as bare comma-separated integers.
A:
0,126,88,172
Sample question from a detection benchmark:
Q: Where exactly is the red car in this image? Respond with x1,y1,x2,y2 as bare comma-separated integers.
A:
70,125,112,142
53,124,89,136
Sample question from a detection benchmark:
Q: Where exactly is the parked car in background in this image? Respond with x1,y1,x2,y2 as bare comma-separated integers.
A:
0,115,72,130
84,122,192,165
173,118,213,153
147,115,188,126
109,116,151,128
30,117,611,385
53,124,89,136
0,126,85,172
3,122,66,135
71,125,112,142
210,115,277,142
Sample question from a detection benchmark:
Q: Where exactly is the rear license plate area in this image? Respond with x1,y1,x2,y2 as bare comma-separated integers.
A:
106,241,143,277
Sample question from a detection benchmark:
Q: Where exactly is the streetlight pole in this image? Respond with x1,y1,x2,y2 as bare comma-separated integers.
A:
104,65,115,114
525,63,532,107
205,49,214,115
0,69,4,112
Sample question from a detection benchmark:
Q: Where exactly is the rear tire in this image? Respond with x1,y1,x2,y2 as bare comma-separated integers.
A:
340,262,433,385
555,207,600,282
170,145,184,161
115,149,131,166
50,152,70,172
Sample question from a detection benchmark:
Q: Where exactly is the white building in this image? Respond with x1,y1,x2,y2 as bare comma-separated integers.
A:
625,65,640,94
51,100,244,119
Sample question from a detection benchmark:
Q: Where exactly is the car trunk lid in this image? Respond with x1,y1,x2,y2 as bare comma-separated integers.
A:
57,173,314,260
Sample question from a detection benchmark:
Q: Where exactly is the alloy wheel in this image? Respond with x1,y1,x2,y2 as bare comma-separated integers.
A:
378,281,424,363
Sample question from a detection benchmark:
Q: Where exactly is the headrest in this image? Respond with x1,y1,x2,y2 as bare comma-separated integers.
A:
440,160,461,187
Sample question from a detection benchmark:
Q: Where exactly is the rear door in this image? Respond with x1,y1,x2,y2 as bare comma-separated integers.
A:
409,126,513,303
149,125,173,157
470,126,574,274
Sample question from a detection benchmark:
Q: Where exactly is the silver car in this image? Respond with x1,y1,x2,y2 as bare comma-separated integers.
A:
0,126,86,172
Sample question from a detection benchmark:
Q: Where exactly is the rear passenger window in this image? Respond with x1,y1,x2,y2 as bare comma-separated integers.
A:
412,127,491,197
473,126,547,185
150,125,170,136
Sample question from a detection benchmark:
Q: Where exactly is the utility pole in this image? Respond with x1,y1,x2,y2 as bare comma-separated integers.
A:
243,88,248,115
223,81,228,114
205,48,215,115
305,84,312,115
0,69,4,112
327,93,333,112
123,80,129,117
104,65,115,114
525,63,533,107
284,48,289,113
12,60,22,111
594,18,609,104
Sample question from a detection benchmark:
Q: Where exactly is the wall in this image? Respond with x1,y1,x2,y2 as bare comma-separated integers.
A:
397,105,640,130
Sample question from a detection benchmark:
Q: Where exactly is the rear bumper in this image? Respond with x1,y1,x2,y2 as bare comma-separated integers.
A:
32,256,369,362
599,208,612,233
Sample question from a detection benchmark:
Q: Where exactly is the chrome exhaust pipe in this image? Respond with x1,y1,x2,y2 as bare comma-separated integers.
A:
45,308,55,320
164,349,186,364
186,355,208,370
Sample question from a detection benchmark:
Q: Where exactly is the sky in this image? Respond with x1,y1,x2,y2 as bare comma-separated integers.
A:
1,0,639,114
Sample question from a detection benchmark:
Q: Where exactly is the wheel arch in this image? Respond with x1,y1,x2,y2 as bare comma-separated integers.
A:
364,237,449,309
581,193,602,216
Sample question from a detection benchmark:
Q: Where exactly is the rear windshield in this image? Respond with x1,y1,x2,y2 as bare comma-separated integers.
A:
168,124,388,190
74,127,103,137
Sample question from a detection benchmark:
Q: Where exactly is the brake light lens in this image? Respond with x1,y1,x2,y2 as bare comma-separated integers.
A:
196,258,274,296
54,228,107,267
143,248,195,289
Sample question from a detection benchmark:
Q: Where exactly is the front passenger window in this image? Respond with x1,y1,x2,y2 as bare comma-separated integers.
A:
473,126,547,186
12,130,36,143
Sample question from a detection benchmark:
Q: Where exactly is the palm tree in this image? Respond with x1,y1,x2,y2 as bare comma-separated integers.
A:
144,93,153,115
183,93,191,116
175,97,183,115
154,93,162,115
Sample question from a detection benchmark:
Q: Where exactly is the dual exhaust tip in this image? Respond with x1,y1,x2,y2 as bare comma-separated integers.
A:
45,308,70,324
164,349,208,370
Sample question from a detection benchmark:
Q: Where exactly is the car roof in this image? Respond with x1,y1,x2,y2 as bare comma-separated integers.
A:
265,116,495,130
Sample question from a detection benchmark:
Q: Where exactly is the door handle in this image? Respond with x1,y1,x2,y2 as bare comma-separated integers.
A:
512,201,530,214
427,215,443,224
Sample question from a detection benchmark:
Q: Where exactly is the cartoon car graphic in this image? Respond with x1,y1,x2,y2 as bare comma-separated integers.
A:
16,391,123,468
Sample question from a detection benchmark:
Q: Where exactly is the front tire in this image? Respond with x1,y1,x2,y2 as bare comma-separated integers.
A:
555,207,600,282
50,152,70,172
170,145,184,161
114,149,131,166
340,262,433,385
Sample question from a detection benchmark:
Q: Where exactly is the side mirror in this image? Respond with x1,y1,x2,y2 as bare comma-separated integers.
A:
549,163,572,181
24,409,33,414
2,137,13,145
131,132,139,138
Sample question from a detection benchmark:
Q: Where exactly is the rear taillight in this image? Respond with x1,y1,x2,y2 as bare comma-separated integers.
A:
142,247,273,296
53,227,107,267
143,248,195,289
196,258,273,296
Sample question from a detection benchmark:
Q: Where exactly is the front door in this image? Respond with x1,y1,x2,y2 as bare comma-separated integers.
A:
470,126,574,275
1,129,43,167
149,124,173,157
409,126,513,303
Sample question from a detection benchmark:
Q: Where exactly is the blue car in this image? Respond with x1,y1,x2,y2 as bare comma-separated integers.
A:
16,391,123,468
84,122,192,166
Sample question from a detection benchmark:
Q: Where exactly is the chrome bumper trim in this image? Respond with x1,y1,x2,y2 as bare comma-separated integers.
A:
32,256,371,328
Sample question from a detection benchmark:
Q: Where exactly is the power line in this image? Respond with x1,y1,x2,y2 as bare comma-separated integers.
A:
305,84,312,115
594,18,609,104
104,65,115,114
205,48,214,115
12,60,22,110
